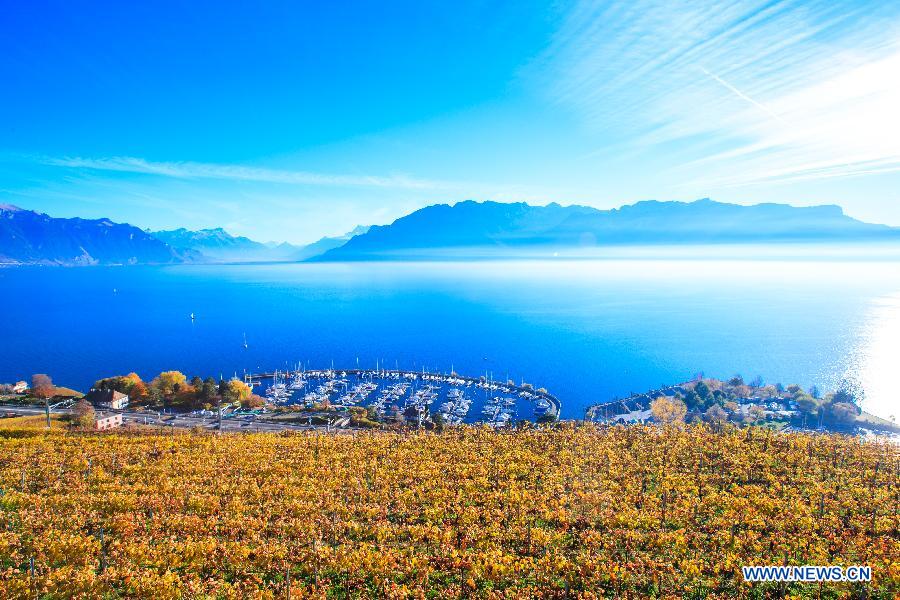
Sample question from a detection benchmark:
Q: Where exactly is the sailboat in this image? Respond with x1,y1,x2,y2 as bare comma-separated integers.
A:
242,333,248,349
190,312,195,320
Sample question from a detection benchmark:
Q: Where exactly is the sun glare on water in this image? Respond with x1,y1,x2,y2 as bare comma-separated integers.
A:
847,292,900,422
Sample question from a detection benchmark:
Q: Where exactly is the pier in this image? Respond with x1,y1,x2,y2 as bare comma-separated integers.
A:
243,367,561,421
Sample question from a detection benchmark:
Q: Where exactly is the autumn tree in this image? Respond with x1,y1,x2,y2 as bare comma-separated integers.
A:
174,381,198,408
200,377,219,404
704,404,728,425
31,374,55,401
31,374,55,427
147,384,164,407
786,384,803,397
651,396,687,425
129,379,149,403
151,371,187,397
243,394,265,409
746,404,766,424
732,384,752,399
72,399,95,428
760,384,779,398
795,393,820,427
796,393,819,415
95,372,149,403
223,379,252,405
827,401,859,425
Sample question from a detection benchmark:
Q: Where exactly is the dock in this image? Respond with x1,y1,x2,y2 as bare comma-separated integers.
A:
244,368,561,418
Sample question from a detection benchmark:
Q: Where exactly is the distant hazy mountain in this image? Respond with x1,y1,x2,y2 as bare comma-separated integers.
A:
292,225,371,260
0,204,195,266
151,224,371,262
8,199,895,266
150,227,295,262
312,199,900,261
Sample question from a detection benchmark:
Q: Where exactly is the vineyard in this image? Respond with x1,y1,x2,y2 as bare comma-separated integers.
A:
0,424,897,598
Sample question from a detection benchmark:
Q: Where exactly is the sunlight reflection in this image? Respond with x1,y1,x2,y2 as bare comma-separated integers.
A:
847,293,900,422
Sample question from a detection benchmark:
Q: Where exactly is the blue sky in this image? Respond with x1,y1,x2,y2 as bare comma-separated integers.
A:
3,0,900,243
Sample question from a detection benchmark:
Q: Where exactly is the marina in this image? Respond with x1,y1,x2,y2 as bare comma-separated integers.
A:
244,367,560,426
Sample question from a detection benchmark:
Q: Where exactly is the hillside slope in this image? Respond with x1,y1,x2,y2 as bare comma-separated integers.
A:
0,426,894,597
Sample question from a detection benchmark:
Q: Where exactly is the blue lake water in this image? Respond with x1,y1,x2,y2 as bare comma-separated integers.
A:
1,258,899,420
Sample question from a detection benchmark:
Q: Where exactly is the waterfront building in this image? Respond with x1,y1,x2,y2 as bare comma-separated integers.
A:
86,388,129,410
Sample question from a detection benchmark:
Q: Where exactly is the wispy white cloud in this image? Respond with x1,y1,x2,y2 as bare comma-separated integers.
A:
682,47,900,187
531,0,900,188
43,155,444,190
36,154,584,206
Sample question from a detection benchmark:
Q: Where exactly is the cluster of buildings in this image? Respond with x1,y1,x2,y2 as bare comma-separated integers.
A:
84,388,129,430
589,386,801,425
2,381,130,431
85,388,130,410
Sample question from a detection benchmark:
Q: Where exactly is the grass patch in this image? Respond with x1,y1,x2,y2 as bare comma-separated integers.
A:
0,414,68,430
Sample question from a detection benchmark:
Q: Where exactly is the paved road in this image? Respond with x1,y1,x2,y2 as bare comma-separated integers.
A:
0,404,353,433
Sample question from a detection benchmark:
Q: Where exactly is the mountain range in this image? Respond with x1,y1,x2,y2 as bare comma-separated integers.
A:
2,199,898,266
150,225,371,263
0,204,197,266
314,199,900,261
0,204,369,266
